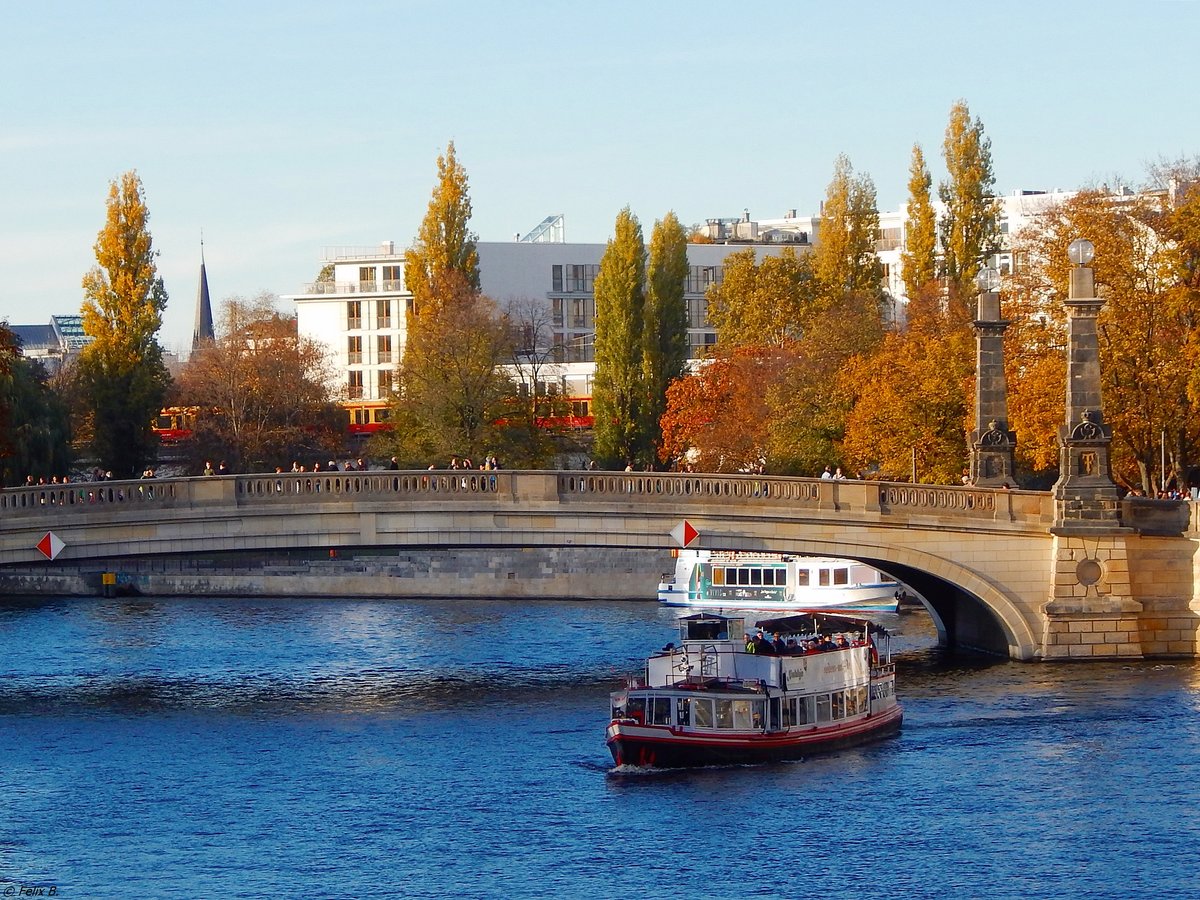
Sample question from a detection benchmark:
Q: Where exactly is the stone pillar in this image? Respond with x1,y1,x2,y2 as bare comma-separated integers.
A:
969,288,1017,487
1050,265,1123,526
1044,253,1141,660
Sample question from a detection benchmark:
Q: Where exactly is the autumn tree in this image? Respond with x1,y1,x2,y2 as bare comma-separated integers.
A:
642,211,690,466
813,155,882,302
404,141,481,322
704,247,816,348
78,171,172,477
378,285,515,467
939,100,1000,292
1008,189,1200,494
840,282,975,483
659,347,791,473
901,143,938,298
174,295,342,472
591,207,648,468
768,289,887,475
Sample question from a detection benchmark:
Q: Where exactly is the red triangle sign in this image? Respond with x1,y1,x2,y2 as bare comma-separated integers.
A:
36,531,65,560
670,520,699,548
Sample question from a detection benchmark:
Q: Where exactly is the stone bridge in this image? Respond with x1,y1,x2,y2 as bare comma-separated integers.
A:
1,470,1197,662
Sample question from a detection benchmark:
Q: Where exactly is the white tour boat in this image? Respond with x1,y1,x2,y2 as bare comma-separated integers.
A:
606,612,902,768
658,550,901,613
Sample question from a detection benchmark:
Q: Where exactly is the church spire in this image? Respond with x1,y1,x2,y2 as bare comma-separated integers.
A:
192,236,214,352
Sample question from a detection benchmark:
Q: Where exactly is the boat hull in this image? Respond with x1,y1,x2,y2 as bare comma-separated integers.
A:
606,704,902,769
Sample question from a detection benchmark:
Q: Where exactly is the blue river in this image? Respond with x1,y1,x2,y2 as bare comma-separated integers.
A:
1,595,1198,899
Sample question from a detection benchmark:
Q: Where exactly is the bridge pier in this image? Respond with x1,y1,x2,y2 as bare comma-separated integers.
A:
1043,533,1143,659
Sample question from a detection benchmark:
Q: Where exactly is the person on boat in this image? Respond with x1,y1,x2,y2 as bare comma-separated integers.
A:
817,634,837,651
754,630,775,655
744,633,757,653
772,632,788,654
834,635,850,649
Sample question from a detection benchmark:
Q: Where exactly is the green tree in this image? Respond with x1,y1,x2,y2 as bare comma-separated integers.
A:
813,155,881,301
403,141,481,321
0,325,73,485
591,207,647,467
78,171,171,477
174,294,341,472
642,211,690,467
939,100,1000,292
704,247,816,348
901,143,938,298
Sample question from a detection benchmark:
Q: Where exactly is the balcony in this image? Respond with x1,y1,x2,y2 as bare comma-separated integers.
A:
300,281,407,296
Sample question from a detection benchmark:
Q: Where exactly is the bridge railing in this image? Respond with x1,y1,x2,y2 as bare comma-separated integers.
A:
0,470,1052,527
556,472,1051,525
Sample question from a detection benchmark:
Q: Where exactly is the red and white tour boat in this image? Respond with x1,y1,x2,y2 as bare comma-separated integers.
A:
606,612,902,768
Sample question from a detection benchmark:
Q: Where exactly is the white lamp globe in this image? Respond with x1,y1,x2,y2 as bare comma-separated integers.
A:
1068,239,1095,266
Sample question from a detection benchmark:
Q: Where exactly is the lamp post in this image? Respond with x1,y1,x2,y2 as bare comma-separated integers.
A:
1051,238,1123,529
968,266,1017,487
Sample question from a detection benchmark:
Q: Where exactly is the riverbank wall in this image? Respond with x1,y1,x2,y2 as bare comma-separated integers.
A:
0,547,674,600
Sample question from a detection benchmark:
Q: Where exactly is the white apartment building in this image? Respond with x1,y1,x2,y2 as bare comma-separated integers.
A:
286,238,800,405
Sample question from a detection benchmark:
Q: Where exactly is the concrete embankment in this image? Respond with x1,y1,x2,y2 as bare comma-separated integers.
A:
0,547,674,600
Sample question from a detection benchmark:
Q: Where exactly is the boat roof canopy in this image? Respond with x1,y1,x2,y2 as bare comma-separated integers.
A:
754,612,890,636
677,613,746,642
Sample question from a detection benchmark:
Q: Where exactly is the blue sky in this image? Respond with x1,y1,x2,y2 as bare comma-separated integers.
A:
2,1,1198,352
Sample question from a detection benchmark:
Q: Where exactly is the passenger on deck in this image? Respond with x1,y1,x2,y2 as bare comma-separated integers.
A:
818,634,838,651
744,633,757,653
772,632,788,654
754,630,774,655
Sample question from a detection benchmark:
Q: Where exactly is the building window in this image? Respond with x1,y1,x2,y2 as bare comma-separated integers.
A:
347,336,362,364
378,368,393,396
382,265,402,291
570,298,586,329
348,371,364,399
377,334,392,364
359,266,377,292
552,265,563,292
347,301,362,329
376,299,392,329
551,297,563,327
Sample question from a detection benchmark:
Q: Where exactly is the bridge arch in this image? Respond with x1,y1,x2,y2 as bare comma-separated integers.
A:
695,534,1041,660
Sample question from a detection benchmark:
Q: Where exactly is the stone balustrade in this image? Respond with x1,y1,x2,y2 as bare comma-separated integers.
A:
0,470,1055,528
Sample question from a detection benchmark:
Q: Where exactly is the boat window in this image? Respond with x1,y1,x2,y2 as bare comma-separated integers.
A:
782,697,796,727
765,569,785,586
736,568,750,586
676,697,691,726
732,699,755,730
819,569,831,587
796,696,812,725
831,692,845,720
712,567,725,586
749,568,762,586
815,694,832,723
795,569,810,587
855,686,868,713
692,698,714,728
715,699,734,729
628,696,646,723
650,696,672,725
769,697,780,729
833,568,849,586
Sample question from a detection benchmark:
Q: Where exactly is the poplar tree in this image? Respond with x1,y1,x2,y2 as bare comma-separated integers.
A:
901,143,938,298
79,171,171,477
404,141,481,321
642,211,690,466
705,248,815,348
938,100,1000,292
591,208,647,468
813,155,882,302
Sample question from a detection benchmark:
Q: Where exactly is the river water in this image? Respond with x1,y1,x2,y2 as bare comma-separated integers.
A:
1,595,1198,899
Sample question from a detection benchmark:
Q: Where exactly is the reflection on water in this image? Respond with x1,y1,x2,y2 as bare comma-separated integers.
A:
2,594,1199,899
